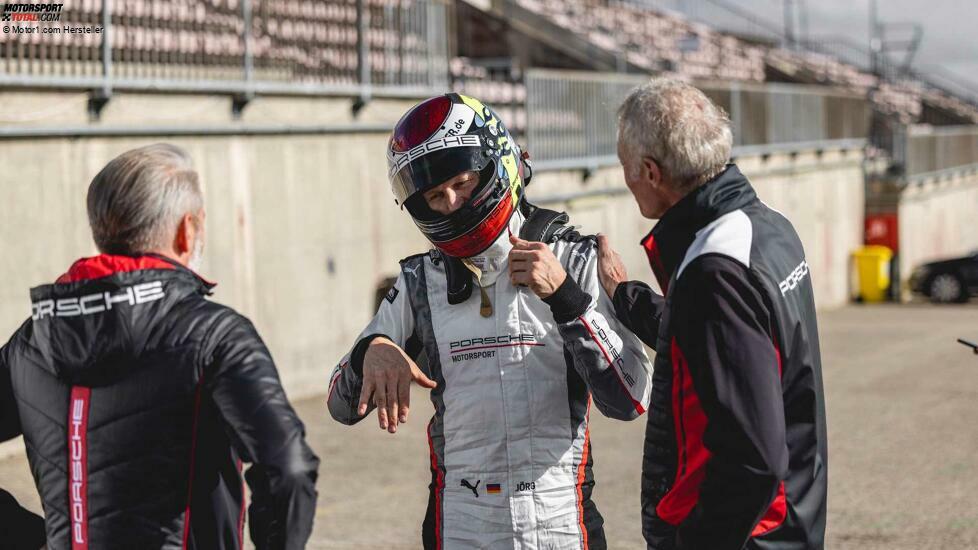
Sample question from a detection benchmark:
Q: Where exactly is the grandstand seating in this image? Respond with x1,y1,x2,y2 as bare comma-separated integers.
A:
505,0,978,123
0,0,440,86
0,0,974,126
450,56,527,136
512,0,765,82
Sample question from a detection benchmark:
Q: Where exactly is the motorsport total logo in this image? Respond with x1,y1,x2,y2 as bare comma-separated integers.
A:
1,3,63,22
2,3,102,35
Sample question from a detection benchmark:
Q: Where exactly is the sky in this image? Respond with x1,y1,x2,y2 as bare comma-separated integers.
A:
647,0,978,92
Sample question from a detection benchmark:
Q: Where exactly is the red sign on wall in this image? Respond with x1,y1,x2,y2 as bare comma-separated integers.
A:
865,213,899,252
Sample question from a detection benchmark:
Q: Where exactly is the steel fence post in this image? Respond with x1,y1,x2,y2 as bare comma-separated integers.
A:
89,0,113,118
234,0,255,117
354,0,372,115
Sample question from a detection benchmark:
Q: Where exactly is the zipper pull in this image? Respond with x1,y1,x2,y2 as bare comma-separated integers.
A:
479,286,493,318
461,259,493,317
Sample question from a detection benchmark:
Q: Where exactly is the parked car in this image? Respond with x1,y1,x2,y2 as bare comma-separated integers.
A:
910,251,978,303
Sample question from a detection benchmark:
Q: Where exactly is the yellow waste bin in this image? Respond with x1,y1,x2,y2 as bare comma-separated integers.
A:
852,245,893,302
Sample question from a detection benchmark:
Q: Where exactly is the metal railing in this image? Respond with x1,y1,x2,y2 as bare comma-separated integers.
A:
533,139,867,199
703,83,870,146
525,70,871,165
897,124,978,177
525,69,645,163
0,0,450,106
451,57,527,139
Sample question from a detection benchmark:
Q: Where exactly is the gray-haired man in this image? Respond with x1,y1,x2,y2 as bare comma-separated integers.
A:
0,144,319,549
599,78,828,549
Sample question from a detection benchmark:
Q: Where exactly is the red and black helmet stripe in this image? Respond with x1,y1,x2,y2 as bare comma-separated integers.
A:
431,190,518,258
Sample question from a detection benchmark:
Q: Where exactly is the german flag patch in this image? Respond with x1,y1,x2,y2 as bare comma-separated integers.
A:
486,483,501,494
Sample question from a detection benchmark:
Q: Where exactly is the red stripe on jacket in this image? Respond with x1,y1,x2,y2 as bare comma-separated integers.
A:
68,386,92,550
655,339,711,525
657,337,788,536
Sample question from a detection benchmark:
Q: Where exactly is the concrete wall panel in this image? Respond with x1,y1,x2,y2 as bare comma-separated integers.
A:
0,98,429,400
898,174,978,284
0,92,866,404
529,148,866,310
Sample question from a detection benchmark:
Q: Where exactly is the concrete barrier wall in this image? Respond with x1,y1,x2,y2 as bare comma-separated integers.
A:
529,145,866,310
0,93,867,463
0,92,429,404
0,90,864,411
898,171,978,282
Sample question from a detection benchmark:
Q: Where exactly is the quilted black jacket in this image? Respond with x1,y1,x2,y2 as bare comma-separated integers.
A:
0,254,319,550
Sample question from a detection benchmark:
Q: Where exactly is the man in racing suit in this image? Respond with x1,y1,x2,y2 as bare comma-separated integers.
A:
326,94,654,549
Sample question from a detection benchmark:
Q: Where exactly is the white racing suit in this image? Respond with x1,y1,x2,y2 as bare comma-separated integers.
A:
327,223,653,550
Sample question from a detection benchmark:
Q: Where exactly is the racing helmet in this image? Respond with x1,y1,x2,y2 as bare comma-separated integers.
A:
387,93,530,258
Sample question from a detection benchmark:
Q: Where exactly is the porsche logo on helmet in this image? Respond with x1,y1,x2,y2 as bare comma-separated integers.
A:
387,93,527,258
387,134,482,177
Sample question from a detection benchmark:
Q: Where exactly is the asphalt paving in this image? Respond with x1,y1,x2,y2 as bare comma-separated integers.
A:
2,303,976,549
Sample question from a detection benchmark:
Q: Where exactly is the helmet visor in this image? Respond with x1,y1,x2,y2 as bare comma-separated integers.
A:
389,134,490,205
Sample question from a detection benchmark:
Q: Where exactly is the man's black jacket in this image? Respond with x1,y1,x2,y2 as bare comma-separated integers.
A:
613,166,828,550
0,488,45,549
0,254,319,549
